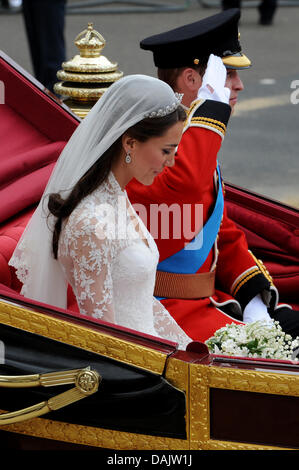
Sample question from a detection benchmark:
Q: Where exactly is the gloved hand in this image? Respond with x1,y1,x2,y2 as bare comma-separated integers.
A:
197,54,231,104
243,294,272,324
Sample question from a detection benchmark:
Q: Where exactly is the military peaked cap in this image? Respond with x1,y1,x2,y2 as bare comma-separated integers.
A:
140,8,251,70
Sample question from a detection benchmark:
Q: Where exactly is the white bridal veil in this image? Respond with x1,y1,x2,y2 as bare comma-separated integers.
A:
9,74,182,309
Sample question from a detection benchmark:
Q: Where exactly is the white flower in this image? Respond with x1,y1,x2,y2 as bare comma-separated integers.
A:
205,320,299,362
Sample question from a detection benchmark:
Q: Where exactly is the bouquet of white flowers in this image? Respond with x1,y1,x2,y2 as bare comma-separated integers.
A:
205,320,299,361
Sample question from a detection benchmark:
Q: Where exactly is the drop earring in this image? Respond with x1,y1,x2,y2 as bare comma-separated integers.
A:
125,152,132,164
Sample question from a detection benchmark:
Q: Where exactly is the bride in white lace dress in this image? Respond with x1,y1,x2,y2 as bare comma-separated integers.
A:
9,75,192,350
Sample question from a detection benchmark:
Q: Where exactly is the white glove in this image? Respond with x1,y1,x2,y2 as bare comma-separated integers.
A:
197,54,231,104
243,294,272,324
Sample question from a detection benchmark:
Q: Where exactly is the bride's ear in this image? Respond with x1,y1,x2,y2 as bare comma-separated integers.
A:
122,133,136,153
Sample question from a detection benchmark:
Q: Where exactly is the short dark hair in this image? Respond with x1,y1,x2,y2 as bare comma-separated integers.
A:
48,105,186,258
158,62,208,90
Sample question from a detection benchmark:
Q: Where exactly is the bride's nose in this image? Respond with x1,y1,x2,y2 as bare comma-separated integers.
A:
165,155,175,167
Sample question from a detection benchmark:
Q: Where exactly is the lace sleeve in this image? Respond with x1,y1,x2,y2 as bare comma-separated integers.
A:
152,297,192,350
59,215,115,322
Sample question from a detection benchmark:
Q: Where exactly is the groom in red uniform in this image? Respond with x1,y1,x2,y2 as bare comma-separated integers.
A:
127,9,299,341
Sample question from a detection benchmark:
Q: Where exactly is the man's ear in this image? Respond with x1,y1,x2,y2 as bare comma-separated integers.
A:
180,68,202,92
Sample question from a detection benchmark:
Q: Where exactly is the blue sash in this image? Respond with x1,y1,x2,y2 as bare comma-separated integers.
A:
156,164,224,299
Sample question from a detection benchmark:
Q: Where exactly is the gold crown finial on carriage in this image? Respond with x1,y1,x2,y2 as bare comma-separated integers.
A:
54,23,123,118
74,22,106,58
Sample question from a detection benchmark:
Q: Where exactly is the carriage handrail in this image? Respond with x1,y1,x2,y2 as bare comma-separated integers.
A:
0,366,100,425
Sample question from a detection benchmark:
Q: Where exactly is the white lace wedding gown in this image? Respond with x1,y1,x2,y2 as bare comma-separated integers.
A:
58,172,192,350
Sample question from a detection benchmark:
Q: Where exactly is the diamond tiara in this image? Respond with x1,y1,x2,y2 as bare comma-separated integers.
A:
144,92,184,118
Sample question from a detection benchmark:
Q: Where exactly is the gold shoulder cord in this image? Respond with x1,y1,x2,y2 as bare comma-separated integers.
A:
186,99,202,119
232,251,274,298
249,250,274,286
191,116,226,136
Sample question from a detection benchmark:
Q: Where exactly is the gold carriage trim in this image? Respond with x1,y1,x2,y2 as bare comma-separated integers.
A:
189,363,299,451
2,361,298,450
0,300,171,375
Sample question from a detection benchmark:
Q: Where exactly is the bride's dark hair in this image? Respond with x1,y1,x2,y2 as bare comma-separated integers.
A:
48,105,186,258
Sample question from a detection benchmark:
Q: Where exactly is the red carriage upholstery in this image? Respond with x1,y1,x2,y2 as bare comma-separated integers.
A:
0,53,78,225
0,213,79,312
225,185,299,309
0,224,26,292
0,52,79,311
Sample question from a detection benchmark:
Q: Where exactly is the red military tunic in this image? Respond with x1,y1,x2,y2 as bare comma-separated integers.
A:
126,99,273,342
